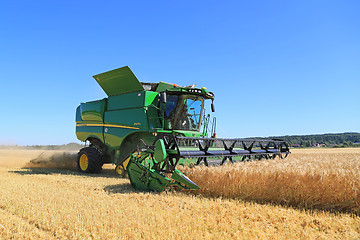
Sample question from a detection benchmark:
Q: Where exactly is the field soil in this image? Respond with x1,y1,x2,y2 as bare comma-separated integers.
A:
0,149,359,239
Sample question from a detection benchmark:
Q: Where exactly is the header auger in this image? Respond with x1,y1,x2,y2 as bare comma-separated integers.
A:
75,66,290,191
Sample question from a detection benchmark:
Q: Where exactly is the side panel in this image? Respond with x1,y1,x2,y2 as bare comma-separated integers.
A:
75,106,82,122
107,91,145,111
144,91,158,106
144,91,162,130
76,130,104,143
75,119,105,143
75,99,106,143
103,108,148,148
80,99,106,121
147,105,162,129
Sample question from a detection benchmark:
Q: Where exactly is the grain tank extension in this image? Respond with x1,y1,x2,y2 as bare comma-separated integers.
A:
75,66,290,191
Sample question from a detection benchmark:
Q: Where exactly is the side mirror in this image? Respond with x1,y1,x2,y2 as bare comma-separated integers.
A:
160,92,167,103
211,102,215,112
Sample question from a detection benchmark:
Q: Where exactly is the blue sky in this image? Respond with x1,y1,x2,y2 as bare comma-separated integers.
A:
0,0,359,145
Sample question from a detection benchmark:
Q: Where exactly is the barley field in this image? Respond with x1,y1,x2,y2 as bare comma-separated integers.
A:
0,148,359,239
181,148,360,214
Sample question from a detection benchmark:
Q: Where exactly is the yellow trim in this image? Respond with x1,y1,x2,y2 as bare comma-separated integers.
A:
105,124,139,129
122,157,130,170
76,123,140,130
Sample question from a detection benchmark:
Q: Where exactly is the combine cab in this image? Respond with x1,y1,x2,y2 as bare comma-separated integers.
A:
75,66,290,191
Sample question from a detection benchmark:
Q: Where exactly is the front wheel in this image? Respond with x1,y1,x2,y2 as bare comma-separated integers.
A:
115,156,131,178
77,147,103,173
115,164,126,178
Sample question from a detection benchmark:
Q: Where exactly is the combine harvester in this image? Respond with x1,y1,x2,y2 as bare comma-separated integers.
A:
75,66,290,191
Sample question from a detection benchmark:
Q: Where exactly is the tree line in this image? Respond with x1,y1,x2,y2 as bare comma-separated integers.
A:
0,143,83,150
269,132,360,148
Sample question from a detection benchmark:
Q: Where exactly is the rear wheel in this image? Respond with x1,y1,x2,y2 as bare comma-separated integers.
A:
77,147,103,173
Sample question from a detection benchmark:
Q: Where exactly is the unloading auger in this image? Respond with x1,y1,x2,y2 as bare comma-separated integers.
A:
75,66,290,191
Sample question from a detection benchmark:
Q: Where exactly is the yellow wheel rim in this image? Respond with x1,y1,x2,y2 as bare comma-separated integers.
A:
79,154,88,171
115,157,130,178
116,165,125,176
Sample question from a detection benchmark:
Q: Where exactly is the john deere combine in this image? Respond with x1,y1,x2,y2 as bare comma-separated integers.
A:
75,66,290,191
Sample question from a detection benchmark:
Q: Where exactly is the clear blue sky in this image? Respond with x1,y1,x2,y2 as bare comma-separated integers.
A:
1,0,359,145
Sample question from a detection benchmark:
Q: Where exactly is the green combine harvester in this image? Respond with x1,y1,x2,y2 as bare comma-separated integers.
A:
75,66,290,191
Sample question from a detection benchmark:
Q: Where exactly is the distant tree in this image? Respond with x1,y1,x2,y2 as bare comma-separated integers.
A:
266,132,360,148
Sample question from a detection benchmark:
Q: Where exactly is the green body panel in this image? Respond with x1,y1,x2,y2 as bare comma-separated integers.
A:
103,106,149,151
144,91,159,106
76,102,105,143
107,91,145,111
147,105,162,129
107,91,159,111
80,99,106,121
75,106,82,122
93,66,144,96
105,108,148,130
102,128,135,149
76,131,104,143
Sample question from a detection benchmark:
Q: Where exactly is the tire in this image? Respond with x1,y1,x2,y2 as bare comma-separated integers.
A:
77,147,103,173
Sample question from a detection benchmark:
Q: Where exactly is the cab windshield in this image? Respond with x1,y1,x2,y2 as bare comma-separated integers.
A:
164,94,204,131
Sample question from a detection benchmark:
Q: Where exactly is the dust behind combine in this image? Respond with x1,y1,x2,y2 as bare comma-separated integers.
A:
25,152,77,169
0,149,77,170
